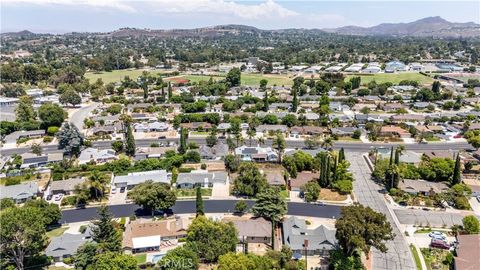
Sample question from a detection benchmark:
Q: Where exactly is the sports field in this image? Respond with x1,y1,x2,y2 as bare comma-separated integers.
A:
85,69,167,84
182,73,294,86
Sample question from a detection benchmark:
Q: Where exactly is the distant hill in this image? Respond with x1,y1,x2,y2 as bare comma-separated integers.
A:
1,30,37,38
323,16,480,38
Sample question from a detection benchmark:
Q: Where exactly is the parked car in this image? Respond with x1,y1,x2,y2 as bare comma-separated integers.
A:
120,187,126,193
111,186,117,194
429,231,446,240
430,239,450,249
54,194,64,201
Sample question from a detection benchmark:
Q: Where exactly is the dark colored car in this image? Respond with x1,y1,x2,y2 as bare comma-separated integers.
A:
430,239,450,249
120,187,126,193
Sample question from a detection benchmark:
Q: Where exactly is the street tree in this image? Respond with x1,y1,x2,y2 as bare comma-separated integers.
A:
24,199,61,226
452,154,462,185
128,181,177,216
462,215,479,234
178,128,188,154
206,126,218,147
251,187,287,248
31,143,42,156
301,181,321,202
57,122,84,156
111,140,124,153
335,204,394,257
196,186,204,216
234,200,248,214
273,132,286,163
91,205,122,253
125,123,135,156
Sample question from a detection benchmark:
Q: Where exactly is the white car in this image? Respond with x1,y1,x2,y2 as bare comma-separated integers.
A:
429,231,446,240
54,194,64,201
111,186,117,194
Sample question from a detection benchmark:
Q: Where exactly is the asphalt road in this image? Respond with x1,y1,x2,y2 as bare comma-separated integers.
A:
70,103,99,132
347,152,415,270
0,137,473,156
59,200,342,224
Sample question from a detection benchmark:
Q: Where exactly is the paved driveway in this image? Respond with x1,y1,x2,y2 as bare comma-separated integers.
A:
394,208,467,227
347,152,415,270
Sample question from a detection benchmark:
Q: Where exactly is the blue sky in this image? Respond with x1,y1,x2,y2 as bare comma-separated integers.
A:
1,1,479,33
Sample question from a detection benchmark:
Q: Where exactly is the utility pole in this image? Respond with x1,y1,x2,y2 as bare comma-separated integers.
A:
304,239,308,270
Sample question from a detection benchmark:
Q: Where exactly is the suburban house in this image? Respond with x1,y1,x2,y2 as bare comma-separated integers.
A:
282,216,337,256
379,126,410,138
331,127,357,137
176,170,228,189
256,125,288,135
78,148,117,165
235,146,278,162
199,143,229,160
265,170,285,186
391,114,426,123
222,216,272,253
21,152,63,168
134,147,176,161
454,234,480,270
91,123,122,136
0,181,38,203
49,178,85,195
180,122,212,130
4,130,45,144
398,179,449,196
45,228,92,262
133,121,169,132
290,126,324,138
112,170,171,190
122,218,191,254
90,115,120,125
289,171,317,192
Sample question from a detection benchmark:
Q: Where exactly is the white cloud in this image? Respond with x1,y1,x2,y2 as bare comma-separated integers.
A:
2,0,137,13
151,0,298,20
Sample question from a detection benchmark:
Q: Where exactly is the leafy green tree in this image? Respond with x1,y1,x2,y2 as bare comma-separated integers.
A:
330,249,364,270
335,205,394,256
125,123,135,156
226,67,241,87
15,95,36,123
338,148,345,163
291,88,298,112
60,88,82,106
282,156,297,178
224,154,240,172
111,141,124,153
186,216,238,262
31,143,42,156
128,181,176,216
281,114,297,127
0,206,47,270
233,162,268,197
167,82,173,100
301,181,321,202
206,126,218,147
217,252,274,270
184,150,200,163
0,198,15,210
24,199,61,226
234,200,248,214
452,154,462,185
196,186,204,216
89,252,138,270
158,243,199,270
74,242,98,270
57,122,84,156
91,205,122,253
38,103,66,128
462,215,480,234
252,187,287,248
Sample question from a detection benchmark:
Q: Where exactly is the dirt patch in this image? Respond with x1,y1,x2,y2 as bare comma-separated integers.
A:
319,189,347,201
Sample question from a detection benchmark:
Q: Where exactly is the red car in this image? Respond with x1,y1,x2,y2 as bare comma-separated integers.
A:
430,239,450,249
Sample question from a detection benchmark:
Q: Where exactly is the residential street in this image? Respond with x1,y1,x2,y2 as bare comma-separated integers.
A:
69,102,99,131
347,152,416,270
60,200,342,223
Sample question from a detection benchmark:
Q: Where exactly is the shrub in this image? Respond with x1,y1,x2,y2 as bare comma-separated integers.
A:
79,225,87,233
61,196,77,206
454,196,470,210
63,257,73,265
43,136,53,143
47,126,60,136
201,163,207,170
5,177,21,186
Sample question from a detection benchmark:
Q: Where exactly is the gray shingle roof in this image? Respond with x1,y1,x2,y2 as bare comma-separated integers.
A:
45,228,92,258
0,181,38,201
282,216,337,251
177,171,228,185
113,170,170,186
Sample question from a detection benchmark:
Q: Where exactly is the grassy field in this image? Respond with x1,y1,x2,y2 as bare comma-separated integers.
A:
345,73,433,85
183,73,293,86
409,244,423,270
46,227,69,238
85,69,168,84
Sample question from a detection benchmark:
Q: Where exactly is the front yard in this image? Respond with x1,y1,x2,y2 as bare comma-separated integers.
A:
176,188,212,197
420,248,453,270
319,189,348,201
46,227,69,238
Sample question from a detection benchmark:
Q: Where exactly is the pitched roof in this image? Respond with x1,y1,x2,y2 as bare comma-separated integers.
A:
45,229,92,258
0,181,38,200
51,178,85,192
177,170,228,185
282,216,337,251
455,234,480,270
113,170,170,186
398,179,449,194
222,216,271,238
290,172,317,188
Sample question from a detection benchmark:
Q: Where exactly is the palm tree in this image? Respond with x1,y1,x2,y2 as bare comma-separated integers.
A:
258,136,265,147
273,132,286,163
235,133,244,147
88,171,108,200
321,136,334,151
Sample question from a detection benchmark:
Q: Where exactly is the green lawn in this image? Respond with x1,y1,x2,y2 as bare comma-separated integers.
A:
134,253,147,264
409,244,423,270
85,69,168,84
345,73,433,85
176,188,212,197
183,73,293,86
46,227,69,238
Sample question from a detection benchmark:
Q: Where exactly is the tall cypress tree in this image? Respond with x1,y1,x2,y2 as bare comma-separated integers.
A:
167,82,173,100
292,88,298,112
196,186,204,216
178,128,187,154
125,123,136,156
452,154,462,185
263,89,269,112
338,148,345,163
